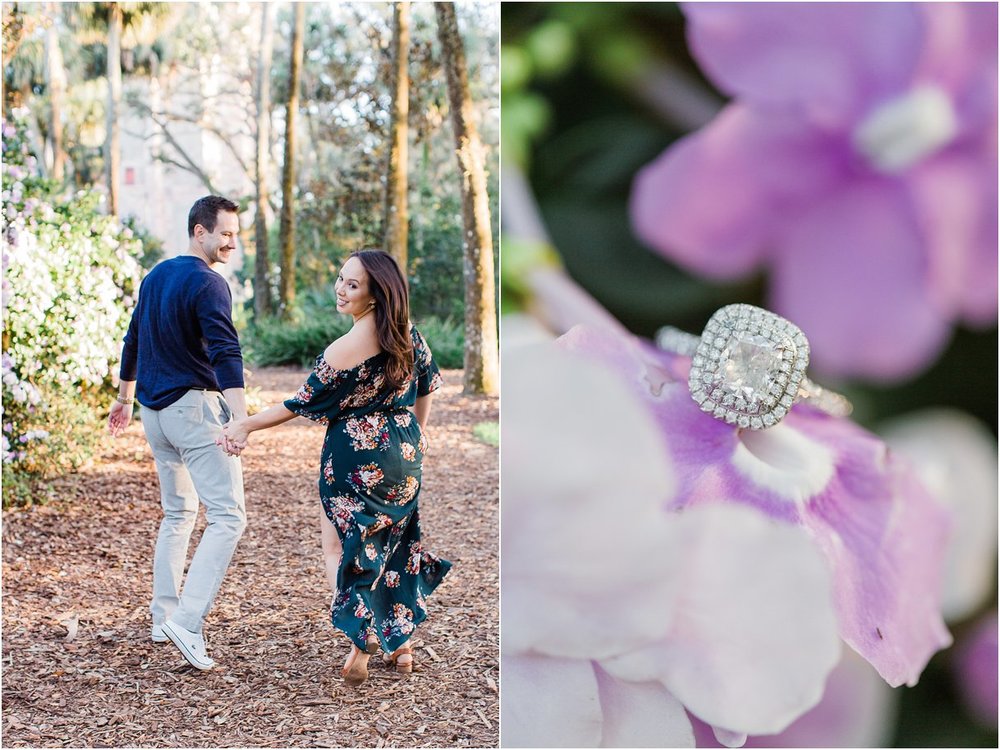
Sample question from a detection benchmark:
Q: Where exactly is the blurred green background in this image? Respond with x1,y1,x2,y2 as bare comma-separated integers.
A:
502,3,998,747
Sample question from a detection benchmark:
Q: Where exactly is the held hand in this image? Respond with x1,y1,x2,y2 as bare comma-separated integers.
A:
108,400,133,438
218,420,250,456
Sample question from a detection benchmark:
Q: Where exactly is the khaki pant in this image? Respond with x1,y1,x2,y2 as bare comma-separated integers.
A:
141,389,246,634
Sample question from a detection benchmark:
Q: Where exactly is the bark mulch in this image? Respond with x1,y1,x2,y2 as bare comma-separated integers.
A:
2,368,498,748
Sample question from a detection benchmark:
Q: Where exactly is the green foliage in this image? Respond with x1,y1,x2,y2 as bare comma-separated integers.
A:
244,312,353,368
410,315,463,370
244,288,465,371
408,193,465,321
2,114,144,506
122,214,164,268
472,421,499,447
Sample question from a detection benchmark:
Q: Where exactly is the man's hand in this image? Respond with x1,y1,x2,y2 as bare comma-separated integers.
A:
108,400,133,437
217,419,250,456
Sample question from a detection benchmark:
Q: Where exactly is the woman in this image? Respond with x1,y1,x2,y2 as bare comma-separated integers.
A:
219,250,451,686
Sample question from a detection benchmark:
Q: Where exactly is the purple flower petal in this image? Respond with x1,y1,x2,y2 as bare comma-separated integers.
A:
915,3,998,100
789,411,953,686
631,104,843,280
559,324,952,688
682,3,922,126
769,178,952,380
954,611,999,729
631,3,996,381
908,152,998,326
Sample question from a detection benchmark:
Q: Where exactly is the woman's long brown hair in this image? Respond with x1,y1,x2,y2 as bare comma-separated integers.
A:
351,249,413,390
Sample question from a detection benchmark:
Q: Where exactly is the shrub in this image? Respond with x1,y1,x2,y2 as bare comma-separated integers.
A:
244,314,353,368
412,316,464,370
2,114,145,506
244,288,465,370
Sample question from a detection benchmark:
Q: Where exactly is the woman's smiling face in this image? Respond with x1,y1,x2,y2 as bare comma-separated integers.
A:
335,256,375,316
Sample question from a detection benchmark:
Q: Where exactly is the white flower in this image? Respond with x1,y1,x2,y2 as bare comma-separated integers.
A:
502,341,840,747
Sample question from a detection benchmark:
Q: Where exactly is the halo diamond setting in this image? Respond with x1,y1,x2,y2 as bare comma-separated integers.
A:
687,305,810,430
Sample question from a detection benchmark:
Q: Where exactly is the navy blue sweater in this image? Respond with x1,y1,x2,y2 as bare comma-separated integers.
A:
120,255,244,409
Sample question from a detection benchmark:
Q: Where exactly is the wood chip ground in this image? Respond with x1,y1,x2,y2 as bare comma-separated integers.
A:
2,368,499,748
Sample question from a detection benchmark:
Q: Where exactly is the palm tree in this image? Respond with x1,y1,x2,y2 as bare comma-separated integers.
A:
74,2,173,216
105,2,122,215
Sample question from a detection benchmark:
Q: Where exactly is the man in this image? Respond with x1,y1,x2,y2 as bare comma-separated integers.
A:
108,195,247,671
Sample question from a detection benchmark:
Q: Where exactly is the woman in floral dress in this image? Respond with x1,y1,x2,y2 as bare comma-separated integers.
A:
219,250,451,686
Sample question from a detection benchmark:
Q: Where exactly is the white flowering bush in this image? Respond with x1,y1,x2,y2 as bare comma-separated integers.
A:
2,114,144,505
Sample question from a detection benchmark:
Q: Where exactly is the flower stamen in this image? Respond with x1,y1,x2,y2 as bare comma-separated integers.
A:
853,85,958,173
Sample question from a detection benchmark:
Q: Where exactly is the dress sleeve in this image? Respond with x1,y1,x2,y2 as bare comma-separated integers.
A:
412,327,443,397
283,356,353,424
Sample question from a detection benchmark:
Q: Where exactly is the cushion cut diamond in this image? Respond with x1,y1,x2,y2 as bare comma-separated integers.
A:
715,333,784,407
683,303,813,430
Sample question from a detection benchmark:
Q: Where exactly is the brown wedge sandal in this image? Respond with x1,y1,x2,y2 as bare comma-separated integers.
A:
383,645,414,674
342,645,370,686
365,633,381,655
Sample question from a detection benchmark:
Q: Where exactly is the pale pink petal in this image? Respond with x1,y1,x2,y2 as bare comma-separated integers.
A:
880,410,999,622
501,655,602,748
770,178,952,380
691,650,897,748
630,104,842,280
908,153,998,326
599,504,841,737
593,667,695,747
682,2,922,125
502,344,678,659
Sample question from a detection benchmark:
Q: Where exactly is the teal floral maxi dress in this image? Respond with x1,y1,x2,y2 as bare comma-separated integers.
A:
283,326,452,653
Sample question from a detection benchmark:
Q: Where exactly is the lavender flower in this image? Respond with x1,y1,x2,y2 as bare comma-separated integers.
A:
558,324,952,690
503,339,843,746
954,612,998,729
631,3,997,380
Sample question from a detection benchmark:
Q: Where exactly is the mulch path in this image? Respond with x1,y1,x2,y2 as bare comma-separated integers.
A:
2,368,498,748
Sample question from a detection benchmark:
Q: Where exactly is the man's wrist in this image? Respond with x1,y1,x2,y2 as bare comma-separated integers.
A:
116,395,134,405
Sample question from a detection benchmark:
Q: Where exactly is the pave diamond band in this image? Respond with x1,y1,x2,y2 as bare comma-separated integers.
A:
656,304,852,429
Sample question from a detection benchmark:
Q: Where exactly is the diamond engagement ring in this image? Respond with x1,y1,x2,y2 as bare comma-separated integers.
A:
656,304,852,430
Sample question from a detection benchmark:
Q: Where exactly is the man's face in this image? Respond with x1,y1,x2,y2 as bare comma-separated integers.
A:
195,210,239,265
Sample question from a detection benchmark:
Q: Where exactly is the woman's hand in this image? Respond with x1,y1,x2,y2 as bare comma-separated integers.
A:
218,418,250,456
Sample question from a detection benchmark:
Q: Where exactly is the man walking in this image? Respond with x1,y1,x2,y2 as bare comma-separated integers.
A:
108,195,247,671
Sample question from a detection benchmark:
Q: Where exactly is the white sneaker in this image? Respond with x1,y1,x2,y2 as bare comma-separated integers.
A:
162,619,215,670
151,624,167,643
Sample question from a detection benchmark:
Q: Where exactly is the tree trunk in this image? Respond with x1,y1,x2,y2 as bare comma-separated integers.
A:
415,134,428,256
44,3,67,182
278,1,305,318
434,2,498,396
253,1,276,319
383,2,410,272
105,2,123,217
